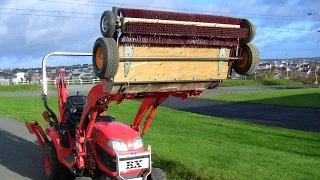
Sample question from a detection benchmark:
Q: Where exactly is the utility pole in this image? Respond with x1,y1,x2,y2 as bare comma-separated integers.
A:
291,61,292,77
286,54,289,79
307,13,319,83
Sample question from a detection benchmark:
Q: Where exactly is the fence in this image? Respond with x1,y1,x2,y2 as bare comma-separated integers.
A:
0,78,102,86
47,78,101,85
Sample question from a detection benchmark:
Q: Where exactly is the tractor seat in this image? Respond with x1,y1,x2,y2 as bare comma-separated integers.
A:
65,95,87,128
96,115,115,123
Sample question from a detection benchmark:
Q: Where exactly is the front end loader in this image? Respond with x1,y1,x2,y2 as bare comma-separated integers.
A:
25,6,260,180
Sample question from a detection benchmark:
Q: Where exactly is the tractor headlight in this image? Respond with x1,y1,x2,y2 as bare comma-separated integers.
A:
133,137,144,149
107,140,128,151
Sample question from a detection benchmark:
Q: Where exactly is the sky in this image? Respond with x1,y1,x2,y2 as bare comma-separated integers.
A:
0,0,319,69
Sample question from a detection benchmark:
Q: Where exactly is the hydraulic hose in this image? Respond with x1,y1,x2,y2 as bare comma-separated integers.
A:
43,94,58,123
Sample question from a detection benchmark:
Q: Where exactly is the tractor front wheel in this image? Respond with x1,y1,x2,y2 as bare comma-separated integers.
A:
148,168,166,180
43,141,73,180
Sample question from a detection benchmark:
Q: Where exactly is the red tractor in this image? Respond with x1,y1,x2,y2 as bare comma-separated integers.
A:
27,68,201,180
25,6,259,180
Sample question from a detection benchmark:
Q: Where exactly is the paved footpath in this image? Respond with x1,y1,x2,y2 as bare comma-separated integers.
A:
161,97,320,133
0,116,43,180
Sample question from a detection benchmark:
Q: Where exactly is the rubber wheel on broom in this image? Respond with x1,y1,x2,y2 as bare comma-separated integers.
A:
92,37,120,79
232,43,260,76
239,19,256,45
100,10,116,37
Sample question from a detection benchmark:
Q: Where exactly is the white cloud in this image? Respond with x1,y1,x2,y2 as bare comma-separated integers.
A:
0,25,8,37
0,0,179,68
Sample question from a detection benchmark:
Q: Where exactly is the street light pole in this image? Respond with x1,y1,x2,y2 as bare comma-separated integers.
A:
307,12,319,84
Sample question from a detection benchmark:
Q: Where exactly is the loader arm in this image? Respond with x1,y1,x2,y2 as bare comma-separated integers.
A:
74,78,205,169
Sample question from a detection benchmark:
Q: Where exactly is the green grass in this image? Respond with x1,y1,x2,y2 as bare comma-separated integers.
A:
0,84,56,92
0,97,319,180
198,88,320,108
221,79,301,87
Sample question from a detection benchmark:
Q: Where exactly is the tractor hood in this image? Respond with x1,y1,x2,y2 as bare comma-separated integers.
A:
92,121,142,151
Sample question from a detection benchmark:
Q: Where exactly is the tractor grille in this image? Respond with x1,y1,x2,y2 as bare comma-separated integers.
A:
95,143,116,172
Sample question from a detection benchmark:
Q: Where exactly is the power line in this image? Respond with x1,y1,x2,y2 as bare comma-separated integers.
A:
0,12,97,19
2,7,316,21
256,29,318,34
35,0,318,19
256,25,317,31
0,7,101,16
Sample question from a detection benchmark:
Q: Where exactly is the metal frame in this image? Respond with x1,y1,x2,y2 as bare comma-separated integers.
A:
120,56,240,61
41,52,92,96
41,51,238,96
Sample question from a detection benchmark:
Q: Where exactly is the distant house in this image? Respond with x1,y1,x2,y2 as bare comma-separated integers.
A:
25,73,40,83
71,70,81,79
12,72,25,83
0,76,4,84
258,62,272,70
79,72,94,79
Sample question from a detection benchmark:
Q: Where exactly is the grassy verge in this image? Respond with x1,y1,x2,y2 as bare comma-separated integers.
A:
221,79,301,87
198,88,320,108
0,97,319,179
0,84,56,92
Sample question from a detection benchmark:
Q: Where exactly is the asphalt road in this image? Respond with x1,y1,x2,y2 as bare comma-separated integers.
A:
0,116,43,180
162,97,320,133
201,84,320,96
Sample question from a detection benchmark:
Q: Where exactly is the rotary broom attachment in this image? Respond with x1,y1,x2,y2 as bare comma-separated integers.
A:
101,7,255,46
92,7,260,94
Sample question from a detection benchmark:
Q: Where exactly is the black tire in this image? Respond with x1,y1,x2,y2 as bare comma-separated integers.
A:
100,10,116,37
240,19,256,45
148,168,166,180
232,43,260,75
43,141,73,180
92,37,120,79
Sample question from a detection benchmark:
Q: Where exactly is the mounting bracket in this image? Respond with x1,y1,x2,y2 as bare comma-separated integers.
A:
102,78,114,93
123,43,135,77
218,48,227,75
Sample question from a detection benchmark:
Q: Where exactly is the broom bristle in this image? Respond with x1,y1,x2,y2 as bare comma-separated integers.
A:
119,8,242,25
124,22,248,39
119,34,239,46
117,7,248,46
